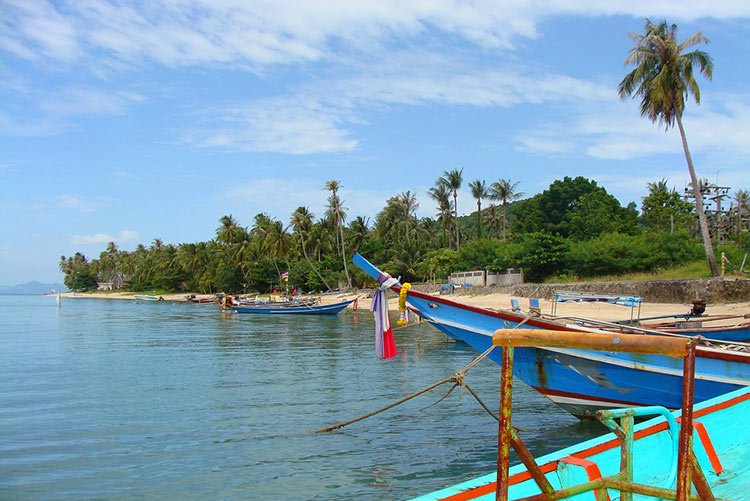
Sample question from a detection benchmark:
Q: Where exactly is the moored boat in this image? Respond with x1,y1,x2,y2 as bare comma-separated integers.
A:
133,294,162,301
412,328,750,500
232,299,354,315
352,253,750,419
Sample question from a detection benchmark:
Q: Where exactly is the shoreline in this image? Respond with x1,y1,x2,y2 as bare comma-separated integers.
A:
60,289,750,325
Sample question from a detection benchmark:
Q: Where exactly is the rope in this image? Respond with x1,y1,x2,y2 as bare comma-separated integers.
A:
315,311,535,433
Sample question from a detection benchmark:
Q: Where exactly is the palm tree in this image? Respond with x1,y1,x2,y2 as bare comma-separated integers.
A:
396,190,420,245
347,216,370,254
619,19,718,276
468,180,488,238
216,215,246,245
438,168,463,250
324,180,351,289
428,183,453,248
290,206,332,291
251,213,290,281
489,178,523,240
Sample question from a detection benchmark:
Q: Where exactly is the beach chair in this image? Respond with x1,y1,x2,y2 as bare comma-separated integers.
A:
529,297,541,316
510,298,521,313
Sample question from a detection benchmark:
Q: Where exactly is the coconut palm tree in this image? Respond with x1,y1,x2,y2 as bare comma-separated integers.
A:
438,168,463,250
619,19,718,276
347,216,370,254
290,206,332,291
216,215,245,245
489,178,523,241
468,179,488,238
324,180,351,289
428,183,453,248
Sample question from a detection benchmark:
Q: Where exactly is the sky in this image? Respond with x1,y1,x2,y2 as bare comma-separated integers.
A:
2,1,750,285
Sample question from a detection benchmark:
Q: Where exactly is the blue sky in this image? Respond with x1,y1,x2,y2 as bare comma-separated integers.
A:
2,1,749,285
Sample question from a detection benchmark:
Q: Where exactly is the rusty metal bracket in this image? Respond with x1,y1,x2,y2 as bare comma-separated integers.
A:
492,330,714,501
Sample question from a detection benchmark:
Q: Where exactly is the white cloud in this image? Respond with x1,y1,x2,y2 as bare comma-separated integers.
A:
41,88,145,116
515,92,750,165
69,229,139,245
188,97,357,154
57,194,105,212
5,1,749,70
186,54,615,154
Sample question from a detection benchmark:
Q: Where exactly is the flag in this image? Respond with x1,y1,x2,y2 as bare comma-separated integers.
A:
371,275,398,360
280,272,289,281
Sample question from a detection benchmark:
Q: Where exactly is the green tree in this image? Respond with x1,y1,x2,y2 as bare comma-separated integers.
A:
512,177,620,238
468,179,488,238
324,180,351,289
216,214,246,245
489,178,523,241
438,168,463,250
59,252,98,291
567,190,639,240
641,179,695,232
290,206,332,291
619,19,717,276
428,182,453,247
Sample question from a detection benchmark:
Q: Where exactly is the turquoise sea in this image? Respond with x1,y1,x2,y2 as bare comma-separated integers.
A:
0,295,603,500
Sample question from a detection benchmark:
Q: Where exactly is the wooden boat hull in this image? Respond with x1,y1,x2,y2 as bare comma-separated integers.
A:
232,299,353,315
411,386,750,500
351,253,750,419
409,292,749,418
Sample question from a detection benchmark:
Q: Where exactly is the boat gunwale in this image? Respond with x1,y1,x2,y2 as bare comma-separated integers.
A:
430,387,750,501
395,284,750,363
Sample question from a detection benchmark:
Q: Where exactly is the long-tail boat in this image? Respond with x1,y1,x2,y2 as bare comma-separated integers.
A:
412,328,749,500
352,253,750,419
232,298,354,315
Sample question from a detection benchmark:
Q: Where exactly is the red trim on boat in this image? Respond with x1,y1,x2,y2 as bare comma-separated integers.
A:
559,456,610,501
691,420,723,474
400,287,750,363
533,386,645,408
436,390,750,500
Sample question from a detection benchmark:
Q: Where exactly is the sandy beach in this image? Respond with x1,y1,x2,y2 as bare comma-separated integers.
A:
61,288,750,325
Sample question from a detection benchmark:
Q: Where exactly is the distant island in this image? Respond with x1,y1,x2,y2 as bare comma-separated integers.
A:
0,281,68,295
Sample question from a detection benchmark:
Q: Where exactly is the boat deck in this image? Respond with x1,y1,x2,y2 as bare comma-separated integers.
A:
411,387,750,500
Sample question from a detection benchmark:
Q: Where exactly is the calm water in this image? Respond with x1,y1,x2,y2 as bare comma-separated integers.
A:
0,295,603,500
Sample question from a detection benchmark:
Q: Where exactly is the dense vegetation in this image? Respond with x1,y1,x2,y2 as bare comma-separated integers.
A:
59,175,750,293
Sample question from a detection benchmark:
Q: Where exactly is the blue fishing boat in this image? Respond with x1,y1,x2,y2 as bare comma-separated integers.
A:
412,328,750,500
233,299,354,315
352,253,750,419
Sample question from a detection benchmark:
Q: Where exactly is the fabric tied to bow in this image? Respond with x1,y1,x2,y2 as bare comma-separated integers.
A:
371,273,399,360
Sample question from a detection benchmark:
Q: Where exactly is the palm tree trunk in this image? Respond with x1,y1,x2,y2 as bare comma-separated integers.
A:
476,201,482,238
453,192,460,251
501,203,507,241
677,115,719,277
301,238,332,291
339,224,351,289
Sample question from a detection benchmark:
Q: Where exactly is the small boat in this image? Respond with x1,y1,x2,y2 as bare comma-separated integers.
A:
133,294,162,301
352,253,750,419
412,328,750,500
232,299,354,315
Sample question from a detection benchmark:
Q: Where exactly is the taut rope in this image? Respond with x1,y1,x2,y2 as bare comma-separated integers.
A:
314,312,534,433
